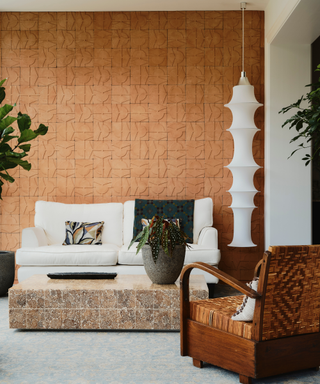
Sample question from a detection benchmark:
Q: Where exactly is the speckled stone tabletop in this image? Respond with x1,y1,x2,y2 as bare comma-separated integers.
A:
9,274,208,330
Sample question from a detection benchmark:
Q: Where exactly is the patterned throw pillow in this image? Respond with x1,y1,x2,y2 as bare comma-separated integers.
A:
63,221,104,245
141,218,180,230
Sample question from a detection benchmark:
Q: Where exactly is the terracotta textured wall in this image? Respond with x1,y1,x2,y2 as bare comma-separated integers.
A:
0,11,264,280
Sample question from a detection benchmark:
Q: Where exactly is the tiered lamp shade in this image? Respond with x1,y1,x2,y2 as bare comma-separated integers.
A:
225,84,263,247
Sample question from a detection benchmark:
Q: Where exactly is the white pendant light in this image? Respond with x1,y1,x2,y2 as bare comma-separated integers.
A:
224,2,263,247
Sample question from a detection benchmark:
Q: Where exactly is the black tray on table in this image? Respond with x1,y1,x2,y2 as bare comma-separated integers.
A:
47,272,117,280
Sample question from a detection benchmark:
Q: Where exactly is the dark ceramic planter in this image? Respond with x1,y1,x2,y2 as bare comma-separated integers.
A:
142,245,186,284
0,251,15,296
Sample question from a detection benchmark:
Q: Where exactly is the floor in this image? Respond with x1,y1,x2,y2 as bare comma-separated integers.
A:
1,295,320,384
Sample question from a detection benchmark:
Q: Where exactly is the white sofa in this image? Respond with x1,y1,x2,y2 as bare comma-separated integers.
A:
16,198,221,283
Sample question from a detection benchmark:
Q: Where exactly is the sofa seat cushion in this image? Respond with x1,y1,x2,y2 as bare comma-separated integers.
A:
118,243,144,265
118,243,220,266
16,244,119,266
184,244,221,264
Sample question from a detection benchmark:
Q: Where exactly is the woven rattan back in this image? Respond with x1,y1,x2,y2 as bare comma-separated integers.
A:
261,245,320,341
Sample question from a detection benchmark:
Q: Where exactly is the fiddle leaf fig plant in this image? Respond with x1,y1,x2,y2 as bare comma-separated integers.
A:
279,64,320,166
0,78,48,199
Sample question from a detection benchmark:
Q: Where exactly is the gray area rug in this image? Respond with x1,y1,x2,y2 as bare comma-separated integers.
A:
0,297,319,384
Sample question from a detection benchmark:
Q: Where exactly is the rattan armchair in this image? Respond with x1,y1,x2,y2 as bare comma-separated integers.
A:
180,245,320,384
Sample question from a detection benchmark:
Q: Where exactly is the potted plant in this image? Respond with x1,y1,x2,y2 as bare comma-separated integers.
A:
0,78,48,296
279,64,320,166
129,215,190,284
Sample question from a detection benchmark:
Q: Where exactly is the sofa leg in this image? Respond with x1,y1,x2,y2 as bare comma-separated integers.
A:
314,366,319,371
193,358,203,368
239,374,252,384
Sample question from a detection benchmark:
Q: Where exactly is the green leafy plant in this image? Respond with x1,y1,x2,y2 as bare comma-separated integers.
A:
128,215,190,263
279,64,320,166
0,79,48,198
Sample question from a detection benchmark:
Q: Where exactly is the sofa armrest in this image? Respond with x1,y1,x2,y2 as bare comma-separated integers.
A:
197,226,218,248
21,227,48,247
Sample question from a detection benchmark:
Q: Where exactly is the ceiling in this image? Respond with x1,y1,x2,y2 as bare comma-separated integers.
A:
273,0,320,45
0,0,270,12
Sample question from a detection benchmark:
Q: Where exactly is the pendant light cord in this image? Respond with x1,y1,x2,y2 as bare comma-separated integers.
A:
240,2,247,75
238,2,249,84
242,5,244,73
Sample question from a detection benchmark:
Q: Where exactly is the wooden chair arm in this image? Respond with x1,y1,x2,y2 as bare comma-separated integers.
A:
180,262,261,299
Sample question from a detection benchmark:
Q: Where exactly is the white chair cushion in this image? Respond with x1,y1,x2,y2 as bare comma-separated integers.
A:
231,278,259,321
16,244,119,266
118,242,220,266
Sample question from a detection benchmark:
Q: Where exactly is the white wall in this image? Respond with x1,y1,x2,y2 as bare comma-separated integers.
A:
264,0,320,247
265,43,311,246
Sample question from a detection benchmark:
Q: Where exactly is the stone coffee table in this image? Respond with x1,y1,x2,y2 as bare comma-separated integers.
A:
9,274,208,330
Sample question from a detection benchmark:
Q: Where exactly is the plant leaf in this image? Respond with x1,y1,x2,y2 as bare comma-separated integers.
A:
0,160,18,170
0,179,3,200
0,79,6,104
18,129,37,144
128,227,146,250
1,134,18,144
0,172,14,183
4,157,31,171
1,126,14,137
18,144,31,152
135,227,150,255
0,104,14,121
0,116,17,132
17,112,31,132
34,123,49,136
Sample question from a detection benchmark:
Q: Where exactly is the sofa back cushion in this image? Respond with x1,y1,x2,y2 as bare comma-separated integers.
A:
35,201,123,247
133,199,195,242
123,197,213,245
